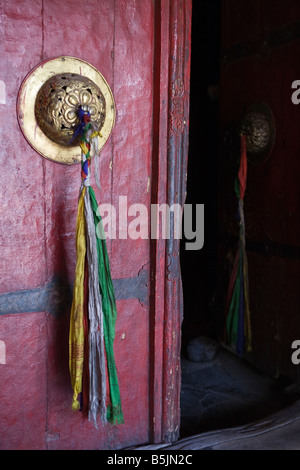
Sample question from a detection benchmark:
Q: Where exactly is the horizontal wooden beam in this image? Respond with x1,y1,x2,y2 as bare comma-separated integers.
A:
0,268,149,317
221,20,300,64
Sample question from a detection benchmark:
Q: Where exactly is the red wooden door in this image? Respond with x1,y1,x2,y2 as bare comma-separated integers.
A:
219,0,300,383
0,0,192,449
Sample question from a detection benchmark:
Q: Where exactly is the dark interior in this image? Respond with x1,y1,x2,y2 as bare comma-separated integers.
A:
180,0,300,438
181,0,221,347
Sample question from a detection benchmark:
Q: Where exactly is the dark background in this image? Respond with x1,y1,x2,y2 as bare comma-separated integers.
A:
181,0,300,385
181,0,221,350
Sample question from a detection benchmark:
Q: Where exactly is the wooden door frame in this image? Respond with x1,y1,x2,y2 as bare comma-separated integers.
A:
150,0,192,444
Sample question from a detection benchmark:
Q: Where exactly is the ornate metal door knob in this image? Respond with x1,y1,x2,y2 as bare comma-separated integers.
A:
17,56,115,164
240,102,275,164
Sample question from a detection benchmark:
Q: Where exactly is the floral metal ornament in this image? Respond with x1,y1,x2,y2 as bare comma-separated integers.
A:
17,56,115,164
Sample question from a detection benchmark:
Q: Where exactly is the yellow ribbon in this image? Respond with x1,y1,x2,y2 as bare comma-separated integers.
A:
69,188,86,410
79,141,89,155
90,130,103,139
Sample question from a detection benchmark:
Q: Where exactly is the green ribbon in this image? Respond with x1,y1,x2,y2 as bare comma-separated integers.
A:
226,247,241,347
89,187,124,425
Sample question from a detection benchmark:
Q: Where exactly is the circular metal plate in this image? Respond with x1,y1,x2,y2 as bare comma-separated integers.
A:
17,56,115,164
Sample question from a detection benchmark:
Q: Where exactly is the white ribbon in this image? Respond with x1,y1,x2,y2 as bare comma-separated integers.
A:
84,187,107,426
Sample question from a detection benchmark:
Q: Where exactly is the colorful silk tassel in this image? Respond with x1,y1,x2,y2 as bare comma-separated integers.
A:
225,134,252,355
69,107,124,425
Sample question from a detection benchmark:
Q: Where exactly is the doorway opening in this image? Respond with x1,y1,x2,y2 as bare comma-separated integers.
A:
179,0,300,438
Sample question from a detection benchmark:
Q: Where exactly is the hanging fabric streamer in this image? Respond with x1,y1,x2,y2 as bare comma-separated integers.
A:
69,107,124,426
225,134,252,355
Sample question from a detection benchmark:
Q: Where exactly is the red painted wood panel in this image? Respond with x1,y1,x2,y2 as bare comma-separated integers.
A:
111,0,153,280
0,313,47,450
0,0,192,449
0,0,47,292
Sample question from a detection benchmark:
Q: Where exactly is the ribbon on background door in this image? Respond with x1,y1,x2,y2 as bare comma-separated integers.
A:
225,134,252,355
